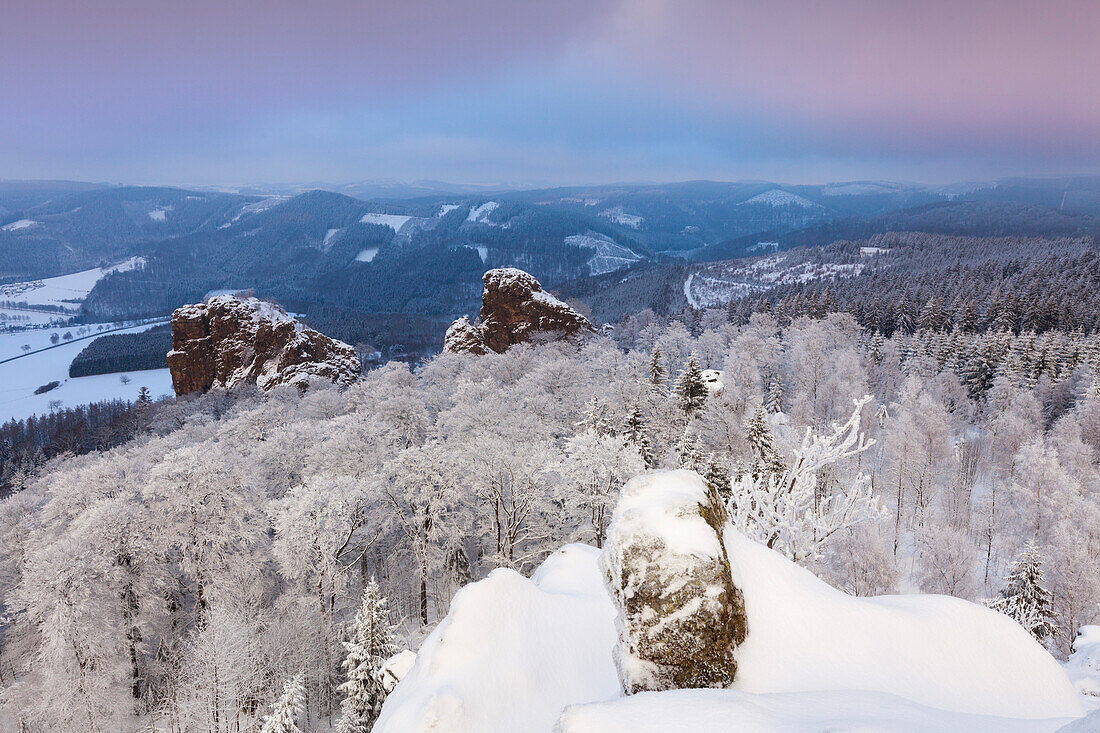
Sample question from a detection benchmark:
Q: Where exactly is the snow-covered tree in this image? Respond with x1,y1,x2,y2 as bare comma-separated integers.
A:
648,345,666,387
674,353,708,415
260,674,305,733
727,396,882,564
623,404,654,468
986,543,1059,644
337,580,399,733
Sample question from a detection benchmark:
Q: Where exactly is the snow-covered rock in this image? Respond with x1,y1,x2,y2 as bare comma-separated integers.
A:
601,471,746,693
167,295,360,395
376,472,1084,732
442,268,595,355
374,545,619,733
378,650,417,695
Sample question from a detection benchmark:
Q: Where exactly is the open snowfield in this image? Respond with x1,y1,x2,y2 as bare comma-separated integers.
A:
0,219,37,231
740,189,822,208
0,322,172,423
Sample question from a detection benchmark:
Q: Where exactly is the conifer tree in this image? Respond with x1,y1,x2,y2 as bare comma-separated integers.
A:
674,353,708,415
765,374,784,414
623,405,654,468
985,543,1059,644
745,406,786,479
648,346,666,388
337,580,399,733
260,675,305,733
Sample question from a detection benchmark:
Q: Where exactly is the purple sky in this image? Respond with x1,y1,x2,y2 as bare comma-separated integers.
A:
2,0,1099,186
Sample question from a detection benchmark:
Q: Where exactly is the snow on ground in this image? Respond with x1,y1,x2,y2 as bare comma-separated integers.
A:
1065,626,1100,711
861,246,891,256
556,689,1077,733
599,207,644,229
359,213,413,231
323,228,342,248
740,189,822,208
438,204,460,216
466,201,501,225
0,257,146,310
0,322,172,423
1,219,37,231
375,544,619,733
148,208,168,222
565,232,642,276
355,247,379,263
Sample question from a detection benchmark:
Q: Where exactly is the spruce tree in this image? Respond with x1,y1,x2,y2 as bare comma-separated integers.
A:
745,406,785,479
986,543,1059,644
674,354,708,415
337,580,399,733
623,405,654,468
260,675,305,733
648,346,666,388
765,375,784,414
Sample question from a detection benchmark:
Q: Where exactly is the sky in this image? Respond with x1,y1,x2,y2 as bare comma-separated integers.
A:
2,0,1099,187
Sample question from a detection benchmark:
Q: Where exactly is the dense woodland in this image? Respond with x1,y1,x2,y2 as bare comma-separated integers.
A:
1,309,1097,731
68,327,172,378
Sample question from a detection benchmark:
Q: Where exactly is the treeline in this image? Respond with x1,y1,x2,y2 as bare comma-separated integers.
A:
0,399,143,496
68,325,172,377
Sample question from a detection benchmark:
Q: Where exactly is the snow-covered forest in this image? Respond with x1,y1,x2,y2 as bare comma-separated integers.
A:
2,311,1099,730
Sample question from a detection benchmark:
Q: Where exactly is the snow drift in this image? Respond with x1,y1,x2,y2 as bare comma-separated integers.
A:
373,545,619,733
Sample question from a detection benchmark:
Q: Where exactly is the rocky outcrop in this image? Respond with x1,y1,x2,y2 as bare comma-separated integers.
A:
167,295,360,396
443,268,595,355
600,470,747,694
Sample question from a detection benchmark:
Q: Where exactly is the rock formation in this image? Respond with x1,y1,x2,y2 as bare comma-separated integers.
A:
600,470,747,694
167,295,360,396
443,268,595,355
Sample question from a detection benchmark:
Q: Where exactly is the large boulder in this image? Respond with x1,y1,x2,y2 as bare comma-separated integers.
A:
600,470,747,694
443,268,595,354
166,295,360,396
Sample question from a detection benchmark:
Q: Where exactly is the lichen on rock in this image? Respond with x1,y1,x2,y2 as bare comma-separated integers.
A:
600,470,747,694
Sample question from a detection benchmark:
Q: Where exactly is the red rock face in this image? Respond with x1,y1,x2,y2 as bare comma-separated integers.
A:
443,268,595,355
167,296,360,396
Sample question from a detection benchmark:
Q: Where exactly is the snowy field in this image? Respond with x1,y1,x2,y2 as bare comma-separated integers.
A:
360,213,413,231
0,256,145,310
0,323,172,423
466,201,501,225
600,207,645,229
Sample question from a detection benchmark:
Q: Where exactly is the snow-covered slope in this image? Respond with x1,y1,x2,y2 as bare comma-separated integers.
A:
740,190,822,208
359,213,413,232
565,232,642,276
